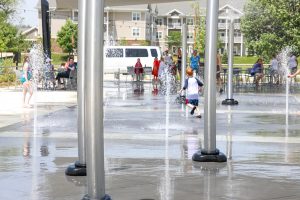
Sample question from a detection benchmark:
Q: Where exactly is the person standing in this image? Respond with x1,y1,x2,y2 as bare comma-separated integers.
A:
190,50,200,77
152,57,160,82
20,56,33,108
134,58,143,81
270,54,280,84
216,53,223,93
177,48,182,78
288,53,298,74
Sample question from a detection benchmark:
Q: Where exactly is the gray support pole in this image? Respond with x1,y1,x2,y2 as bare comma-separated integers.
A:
106,9,109,45
77,0,86,167
65,0,87,176
83,0,110,199
181,23,187,88
222,19,238,105
192,0,226,162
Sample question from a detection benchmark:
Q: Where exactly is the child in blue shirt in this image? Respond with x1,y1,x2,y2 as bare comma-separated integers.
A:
190,50,200,76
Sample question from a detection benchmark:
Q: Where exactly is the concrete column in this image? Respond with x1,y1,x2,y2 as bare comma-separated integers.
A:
222,19,238,105
83,0,110,199
181,23,187,88
192,0,226,162
65,0,87,176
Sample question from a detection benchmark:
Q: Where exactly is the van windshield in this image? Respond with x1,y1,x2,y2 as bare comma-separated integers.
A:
150,49,158,57
106,48,123,57
125,48,148,57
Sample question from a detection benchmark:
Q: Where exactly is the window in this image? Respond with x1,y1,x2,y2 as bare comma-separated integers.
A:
132,12,141,21
218,19,226,23
156,31,163,39
187,18,194,25
234,32,241,37
187,32,193,39
150,49,158,57
72,10,78,22
220,32,225,37
156,18,163,25
125,49,148,57
105,48,123,57
132,28,140,37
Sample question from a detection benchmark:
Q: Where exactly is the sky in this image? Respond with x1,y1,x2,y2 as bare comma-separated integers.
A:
13,0,38,27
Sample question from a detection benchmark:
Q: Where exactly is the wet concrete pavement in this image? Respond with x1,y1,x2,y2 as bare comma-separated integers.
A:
1,81,300,200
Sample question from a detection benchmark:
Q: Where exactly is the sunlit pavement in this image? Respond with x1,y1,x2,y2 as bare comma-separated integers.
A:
1,81,300,200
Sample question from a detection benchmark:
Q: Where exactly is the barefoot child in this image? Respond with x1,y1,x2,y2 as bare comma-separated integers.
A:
179,68,203,118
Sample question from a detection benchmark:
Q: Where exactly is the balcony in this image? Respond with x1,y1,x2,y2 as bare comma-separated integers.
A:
168,23,182,29
218,23,241,30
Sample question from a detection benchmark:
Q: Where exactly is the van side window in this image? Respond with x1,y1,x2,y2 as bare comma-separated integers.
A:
150,49,158,57
106,48,123,57
125,48,148,57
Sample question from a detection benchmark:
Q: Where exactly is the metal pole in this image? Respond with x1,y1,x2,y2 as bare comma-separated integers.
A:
84,0,110,199
192,0,226,162
106,9,109,45
222,19,238,105
227,19,234,100
181,23,187,88
203,0,218,154
65,0,87,176
77,0,86,167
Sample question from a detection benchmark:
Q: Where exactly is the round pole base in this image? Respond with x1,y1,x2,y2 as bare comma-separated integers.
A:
192,149,227,162
82,194,112,200
222,99,238,105
65,161,87,176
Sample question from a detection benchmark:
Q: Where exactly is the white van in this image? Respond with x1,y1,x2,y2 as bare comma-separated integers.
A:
103,46,161,73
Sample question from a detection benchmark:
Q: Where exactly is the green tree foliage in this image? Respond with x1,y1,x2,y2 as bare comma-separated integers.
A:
192,2,205,54
57,19,78,54
241,0,300,59
119,37,128,46
0,0,26,53
0,0,18,17
166,31,181,49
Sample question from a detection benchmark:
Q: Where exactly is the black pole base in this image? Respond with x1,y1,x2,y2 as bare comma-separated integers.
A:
222,99,238,105
65,161,87,176
83,194,112,200
192,149,227,162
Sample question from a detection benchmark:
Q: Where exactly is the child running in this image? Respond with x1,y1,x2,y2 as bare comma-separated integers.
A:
179,68,203,118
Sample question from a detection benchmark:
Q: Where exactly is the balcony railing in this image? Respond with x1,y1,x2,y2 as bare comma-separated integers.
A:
168,23,182,29
218,23,241,29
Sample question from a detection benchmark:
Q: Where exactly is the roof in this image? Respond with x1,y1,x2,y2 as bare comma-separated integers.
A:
153,0,247,16
21,27,38,35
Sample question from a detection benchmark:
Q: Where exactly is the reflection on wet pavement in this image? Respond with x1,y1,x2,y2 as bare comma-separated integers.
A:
0,82,300,199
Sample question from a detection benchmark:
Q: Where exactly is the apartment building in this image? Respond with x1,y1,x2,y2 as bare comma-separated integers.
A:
37,0,247,55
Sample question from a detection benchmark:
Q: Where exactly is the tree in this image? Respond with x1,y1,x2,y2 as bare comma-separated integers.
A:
241,0,300,59
0,0,26,54
192,2,206,54
119,37,128,46
57,19,78,54
166,31,181,50
0,0,18,17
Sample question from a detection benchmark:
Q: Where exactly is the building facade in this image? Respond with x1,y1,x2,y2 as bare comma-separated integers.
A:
37,0,246,56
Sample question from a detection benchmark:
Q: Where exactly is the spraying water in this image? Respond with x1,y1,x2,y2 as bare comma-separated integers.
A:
277,47,294,137
28,44,48,199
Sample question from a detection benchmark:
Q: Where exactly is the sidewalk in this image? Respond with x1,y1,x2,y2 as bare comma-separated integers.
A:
1,82,300,200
